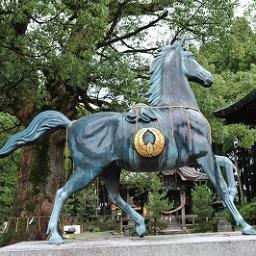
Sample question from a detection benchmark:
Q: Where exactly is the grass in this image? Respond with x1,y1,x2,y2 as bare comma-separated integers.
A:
63,231,122,241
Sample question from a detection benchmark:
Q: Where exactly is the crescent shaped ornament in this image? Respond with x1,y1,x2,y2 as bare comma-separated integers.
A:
134,128,165,158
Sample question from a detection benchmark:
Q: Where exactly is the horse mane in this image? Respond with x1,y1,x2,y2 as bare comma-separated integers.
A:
146,45,173,106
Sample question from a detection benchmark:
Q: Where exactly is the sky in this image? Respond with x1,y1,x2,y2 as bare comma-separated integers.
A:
93,0,255,104
236,0,251,16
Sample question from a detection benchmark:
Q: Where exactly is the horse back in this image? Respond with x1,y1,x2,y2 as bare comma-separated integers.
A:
67,112,123,168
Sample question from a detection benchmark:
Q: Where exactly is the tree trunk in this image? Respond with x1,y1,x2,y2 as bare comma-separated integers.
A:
11,129,67,241
3,81,77,244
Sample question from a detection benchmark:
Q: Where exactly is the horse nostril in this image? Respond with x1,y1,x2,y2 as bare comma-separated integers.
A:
206,77,213,84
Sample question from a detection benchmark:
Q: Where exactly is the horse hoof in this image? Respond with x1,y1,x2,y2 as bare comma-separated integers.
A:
136,225,146,237
48,234,64,244
46,229,50,236
242,226,256,235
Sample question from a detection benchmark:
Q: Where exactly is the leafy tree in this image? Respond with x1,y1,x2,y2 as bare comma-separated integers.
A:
189,17,256,150
120,171,158,195
0,0,237,241
145,176,173,235
192,69,256,149
191,184,216,233
200,17,256,74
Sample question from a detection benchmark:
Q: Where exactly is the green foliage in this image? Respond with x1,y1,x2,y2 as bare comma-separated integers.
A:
192,18,256,150
120,171,158,194
145,176,173,235
191,184,216,233
170,1,234,40
63,182,98,218
223,208,233,224
0,230,30,247
0,217,40,246
239,200,256,226
0,0,238,117
224,200,256,227
200,17,256,74
83,219,118,232
0,113,21,224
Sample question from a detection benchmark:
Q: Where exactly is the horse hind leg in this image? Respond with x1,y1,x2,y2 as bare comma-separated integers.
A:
100,166,146,237
47,165,103,244
215,155,238,201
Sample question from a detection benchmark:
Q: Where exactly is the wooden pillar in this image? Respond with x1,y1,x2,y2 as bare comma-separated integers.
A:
234,152,245,204
96,178,99,217
180,187,186,228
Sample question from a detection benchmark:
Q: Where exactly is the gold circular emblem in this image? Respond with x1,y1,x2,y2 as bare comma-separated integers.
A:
134,128,165,158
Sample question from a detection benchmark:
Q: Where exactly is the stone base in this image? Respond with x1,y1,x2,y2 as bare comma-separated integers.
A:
1,232,256,256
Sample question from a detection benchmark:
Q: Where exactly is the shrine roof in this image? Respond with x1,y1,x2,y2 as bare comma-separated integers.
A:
213,89,256,125
163,166,208,181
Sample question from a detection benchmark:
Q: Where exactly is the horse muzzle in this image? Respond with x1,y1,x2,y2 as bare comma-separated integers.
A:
204,76,214,87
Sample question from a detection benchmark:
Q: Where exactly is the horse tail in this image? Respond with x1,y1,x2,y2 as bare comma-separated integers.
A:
0,110,71,157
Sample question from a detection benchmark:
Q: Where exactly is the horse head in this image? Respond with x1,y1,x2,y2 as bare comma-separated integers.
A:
178,37,213,87
147,36,213,106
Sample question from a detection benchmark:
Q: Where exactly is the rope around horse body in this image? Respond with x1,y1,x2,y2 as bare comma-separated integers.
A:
128,105,212,143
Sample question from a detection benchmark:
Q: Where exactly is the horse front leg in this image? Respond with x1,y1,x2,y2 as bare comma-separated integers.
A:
194,139,256,235
101,167,146,237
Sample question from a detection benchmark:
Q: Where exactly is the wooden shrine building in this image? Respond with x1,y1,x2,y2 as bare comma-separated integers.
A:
214,89,256,126
214,89,256,201
159,167,208,234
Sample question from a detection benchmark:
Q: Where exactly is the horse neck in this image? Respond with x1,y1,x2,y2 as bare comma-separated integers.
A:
159,54,199,109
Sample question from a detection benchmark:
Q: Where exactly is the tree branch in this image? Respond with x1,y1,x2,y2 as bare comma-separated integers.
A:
0,121,21,134
135,74,149,80
98,10,168,48
104,1,130,41
121,47,158,54
121,0,173,16
170,0,209,44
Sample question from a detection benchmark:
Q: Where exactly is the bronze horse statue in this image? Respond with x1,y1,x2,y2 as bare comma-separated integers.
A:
1,38,255,244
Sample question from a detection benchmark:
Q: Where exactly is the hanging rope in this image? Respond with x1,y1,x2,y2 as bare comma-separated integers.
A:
5,219,10,233
38,216,41,233
65,120,76,175
26,217,30,233
5,216,51,234
15,217,19,232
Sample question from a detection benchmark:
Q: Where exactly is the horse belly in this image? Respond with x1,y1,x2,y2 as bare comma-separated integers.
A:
122,135,178,172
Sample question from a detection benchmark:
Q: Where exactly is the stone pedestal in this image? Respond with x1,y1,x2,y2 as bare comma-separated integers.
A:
1,232,256,256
